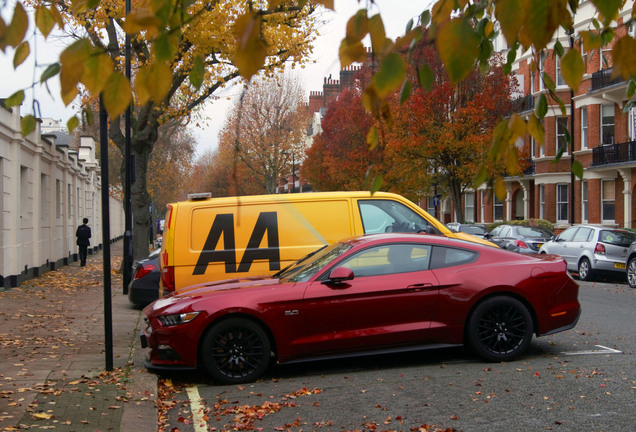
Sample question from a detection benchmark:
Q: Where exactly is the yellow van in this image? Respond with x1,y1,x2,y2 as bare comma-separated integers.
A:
159,191,494,294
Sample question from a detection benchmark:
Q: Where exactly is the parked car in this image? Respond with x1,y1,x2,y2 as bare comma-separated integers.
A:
626,241,636,288
485,224,553,253
128,249,160,307
141,233,580,384
446,223,490,239
539,225,636,281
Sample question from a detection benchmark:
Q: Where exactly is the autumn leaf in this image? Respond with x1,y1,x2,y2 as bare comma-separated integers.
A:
5,1,28,48
561,49,584,91
234,12,268,79
35,4,56,38
102,72,132,117
436,17,480,83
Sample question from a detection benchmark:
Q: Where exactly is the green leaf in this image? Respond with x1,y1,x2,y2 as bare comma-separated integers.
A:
369,173,384,194
146,62,172,103
368,14,387,54
40,63,61,83
554,40,564,57
561,49,584,91
535,93,548,118
627,79,636,99
542,71,555,91
6,90,25,108
580,30,603,50
345,9,368,43
371,53,406,99
339,38,366,68
436,17,480,83
21,115,36,136
13,41,30,68
399,79,411,104
154,32,176,61
528,114,545,145
420,10,431,27
67,116,79,133
418,63,434,91
82,53,113,94
572,159,584,179
591,0,622,26
190,55,204,89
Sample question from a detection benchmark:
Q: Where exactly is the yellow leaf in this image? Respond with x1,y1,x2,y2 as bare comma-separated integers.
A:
60,40,91,105
366,125,379,150
32,412,54,420
233,12,267,79
13,41,30,68
561,49,584,91
6,1,28,48
508,114,527,138
612,36,636,80
339,39,366,68
102,72,132,117
579,30,603,51
368,14,388,55
21,115,36,136
134,67,151,105
67,116,79,133
494,0,524,46
527,114,545,146
494,177,506,201
146,62,172,103
35,5,55,38
436,18,480,83
123,8,162,35
432,0,468,25
520,0,570,51
314,0,334,9
82,53,114,95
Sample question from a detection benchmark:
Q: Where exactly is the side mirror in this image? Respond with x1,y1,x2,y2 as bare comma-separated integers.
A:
323,266,354,285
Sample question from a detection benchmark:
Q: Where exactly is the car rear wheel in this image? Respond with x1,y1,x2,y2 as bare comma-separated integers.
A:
627,257,636,288
467,296,533,362
201,317,271,384
578,257,593,281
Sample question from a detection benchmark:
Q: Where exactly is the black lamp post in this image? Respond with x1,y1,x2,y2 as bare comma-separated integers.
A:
281,150,296,193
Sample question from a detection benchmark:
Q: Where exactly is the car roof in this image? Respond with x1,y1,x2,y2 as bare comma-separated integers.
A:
344,232,489,250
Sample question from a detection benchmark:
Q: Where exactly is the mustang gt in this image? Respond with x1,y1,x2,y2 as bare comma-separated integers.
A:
141,233,580,384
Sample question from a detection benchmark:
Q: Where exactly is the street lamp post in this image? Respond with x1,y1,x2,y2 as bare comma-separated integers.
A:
281,150,296,193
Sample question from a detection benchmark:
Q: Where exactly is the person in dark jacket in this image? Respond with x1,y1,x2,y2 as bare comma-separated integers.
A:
76,218,92,267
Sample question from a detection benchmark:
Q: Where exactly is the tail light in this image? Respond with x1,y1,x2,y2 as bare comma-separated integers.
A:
161,266,175,293
594,243,606,254
133,262,157,280
516,240,529,249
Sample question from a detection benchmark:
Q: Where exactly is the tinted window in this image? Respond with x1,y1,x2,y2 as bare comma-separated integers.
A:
517,226,552,237
498,226,512,237
359,200,438,234
338,243,432,277
599,230,636,247
461,225,489,236
430,246,478,269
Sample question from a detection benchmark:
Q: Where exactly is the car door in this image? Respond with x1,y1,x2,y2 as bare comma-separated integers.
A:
300,243,440,355
547,227,579,269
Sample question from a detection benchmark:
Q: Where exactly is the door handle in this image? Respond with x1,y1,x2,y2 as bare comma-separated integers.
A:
407,283,434,291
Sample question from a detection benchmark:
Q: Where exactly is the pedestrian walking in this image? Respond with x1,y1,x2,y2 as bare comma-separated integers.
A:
76,217,92,266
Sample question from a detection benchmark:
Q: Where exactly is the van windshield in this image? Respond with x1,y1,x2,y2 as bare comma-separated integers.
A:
277,242,352,283
359,200,441,235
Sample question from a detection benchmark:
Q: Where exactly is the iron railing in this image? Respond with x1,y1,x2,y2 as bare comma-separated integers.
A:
591,140,636,166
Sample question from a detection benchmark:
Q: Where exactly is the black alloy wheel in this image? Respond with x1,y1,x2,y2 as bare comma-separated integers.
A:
467,296,533,362
201,317,271,384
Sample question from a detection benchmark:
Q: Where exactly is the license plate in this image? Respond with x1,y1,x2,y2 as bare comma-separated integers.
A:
615,263,626,269
536,243,543,249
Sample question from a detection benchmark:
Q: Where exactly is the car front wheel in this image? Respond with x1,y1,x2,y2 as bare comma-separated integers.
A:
578,257,593,281
467,296,533,362
627,257,636,288
201,317,272,384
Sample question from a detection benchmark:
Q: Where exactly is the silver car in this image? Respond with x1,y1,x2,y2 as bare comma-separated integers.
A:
539,225,636,281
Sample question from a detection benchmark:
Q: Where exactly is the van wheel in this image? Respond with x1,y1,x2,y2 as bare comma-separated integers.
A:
466,296,533,362
627,257,636,288
578,258,593,281
201,318,271,384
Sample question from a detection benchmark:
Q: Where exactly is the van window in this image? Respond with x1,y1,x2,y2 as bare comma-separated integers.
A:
359,200,440,234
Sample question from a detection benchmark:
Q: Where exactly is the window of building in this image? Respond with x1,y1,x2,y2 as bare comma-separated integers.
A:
426,197,436,217
629,107,636,141
56,179,62,219
602,180,615,222
556,53,566,87
601,105,615,145
464,193,475,223
531,135,536,158
557,117,569,155
539,184,545,219
480,190,485,222
557,184,569,223
494,194,504,221
530,70,535,94
40,174,49,222
539,52,546,90
581,107,588,149
582,181,588,223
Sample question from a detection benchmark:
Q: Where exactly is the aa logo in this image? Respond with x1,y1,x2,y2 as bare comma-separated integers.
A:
193,212,280,275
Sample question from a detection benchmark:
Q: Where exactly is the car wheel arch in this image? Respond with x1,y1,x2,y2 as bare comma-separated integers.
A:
463,290,539,341
196,313,277,368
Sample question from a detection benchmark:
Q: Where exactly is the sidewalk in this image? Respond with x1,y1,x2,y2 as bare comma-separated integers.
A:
0,240,158,431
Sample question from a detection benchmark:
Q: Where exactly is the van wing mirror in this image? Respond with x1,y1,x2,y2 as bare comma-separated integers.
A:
323,266,354,285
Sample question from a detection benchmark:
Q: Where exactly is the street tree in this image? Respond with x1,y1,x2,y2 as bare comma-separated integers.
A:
218,75,310,194
385,41,517,222
302,86,376,190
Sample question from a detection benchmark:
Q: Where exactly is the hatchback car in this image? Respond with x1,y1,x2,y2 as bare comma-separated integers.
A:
128,249,160,307
447,223,490,239
141,233,580,384
485,224,553,253
539,225,636,281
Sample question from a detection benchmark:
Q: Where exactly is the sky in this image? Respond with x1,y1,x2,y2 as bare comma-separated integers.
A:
0,1,431,156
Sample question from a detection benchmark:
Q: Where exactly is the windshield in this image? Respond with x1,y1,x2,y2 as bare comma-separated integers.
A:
461,226,488,235
278,242,353,283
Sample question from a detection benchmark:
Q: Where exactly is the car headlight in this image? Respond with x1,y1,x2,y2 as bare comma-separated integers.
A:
158,312,200,327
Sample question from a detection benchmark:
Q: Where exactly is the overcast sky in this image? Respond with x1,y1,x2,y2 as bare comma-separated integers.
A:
0,0,431,156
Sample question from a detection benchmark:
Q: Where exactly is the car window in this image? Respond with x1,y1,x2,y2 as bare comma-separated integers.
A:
572,227,593,242
278,242,352,283
461,225,488,236
430,246,478,269
338,243,432,277
557,227,578,242
359,200,439,234
599,230,636,247
498,226,511,237
517,226,552,237
489,226,502,237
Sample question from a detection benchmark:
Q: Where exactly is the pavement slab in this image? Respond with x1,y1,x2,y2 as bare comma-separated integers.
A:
0,241,158,432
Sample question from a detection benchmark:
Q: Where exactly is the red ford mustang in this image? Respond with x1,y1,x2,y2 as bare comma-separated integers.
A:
141,233,580,384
